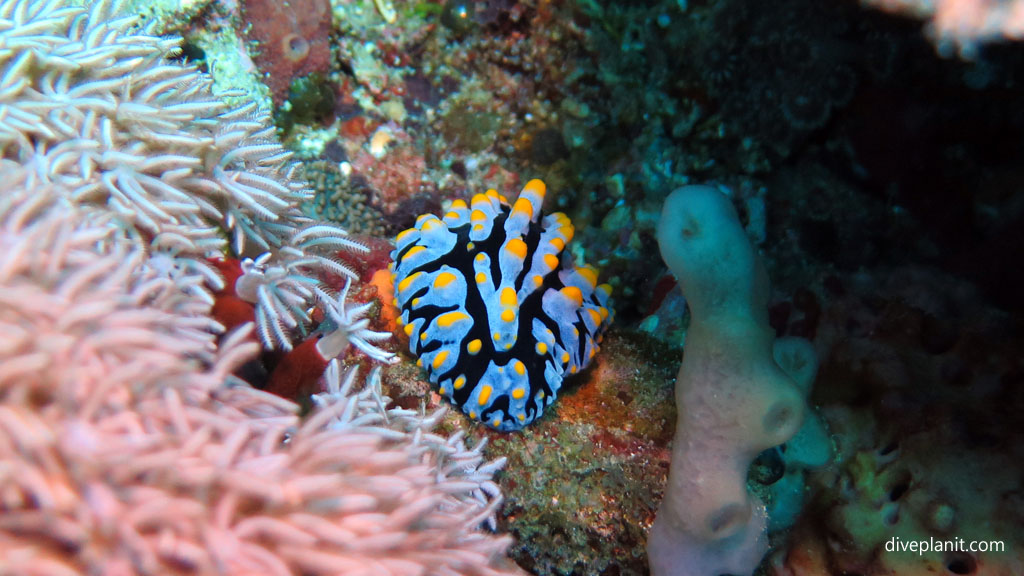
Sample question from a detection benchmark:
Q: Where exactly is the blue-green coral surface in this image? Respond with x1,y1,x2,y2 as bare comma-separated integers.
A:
391,180,612,431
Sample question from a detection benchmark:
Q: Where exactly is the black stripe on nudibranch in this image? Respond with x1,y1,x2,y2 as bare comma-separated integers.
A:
389,180,613,431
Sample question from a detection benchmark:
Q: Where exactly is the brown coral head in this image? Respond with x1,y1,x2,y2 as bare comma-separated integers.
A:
281,33,310,62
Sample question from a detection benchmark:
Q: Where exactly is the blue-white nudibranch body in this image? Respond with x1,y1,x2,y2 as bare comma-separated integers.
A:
390,180,612,431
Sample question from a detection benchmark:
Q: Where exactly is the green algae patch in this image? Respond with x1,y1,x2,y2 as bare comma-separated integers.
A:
485,331,680,575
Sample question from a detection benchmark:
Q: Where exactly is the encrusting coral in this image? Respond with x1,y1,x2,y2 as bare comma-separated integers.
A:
0,0,520,574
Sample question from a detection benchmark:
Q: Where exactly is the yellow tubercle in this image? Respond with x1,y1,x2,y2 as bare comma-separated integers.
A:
433,271,457,289
397,271,421,293
432,350,449,370
500,287,517,308
512,197,534,219
577,266,598,287
560,285,584,307
478,385,492,405
471,194,490,210
523,178,546,198
505,237,527,260
437,311,469,328
400,245,426,262
543,253,560,271
396,228,417,243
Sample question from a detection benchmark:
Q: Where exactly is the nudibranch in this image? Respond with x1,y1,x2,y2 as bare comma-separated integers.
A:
390,180,612,431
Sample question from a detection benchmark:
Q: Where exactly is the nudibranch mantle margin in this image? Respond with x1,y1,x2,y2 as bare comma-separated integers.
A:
390,179,612,431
